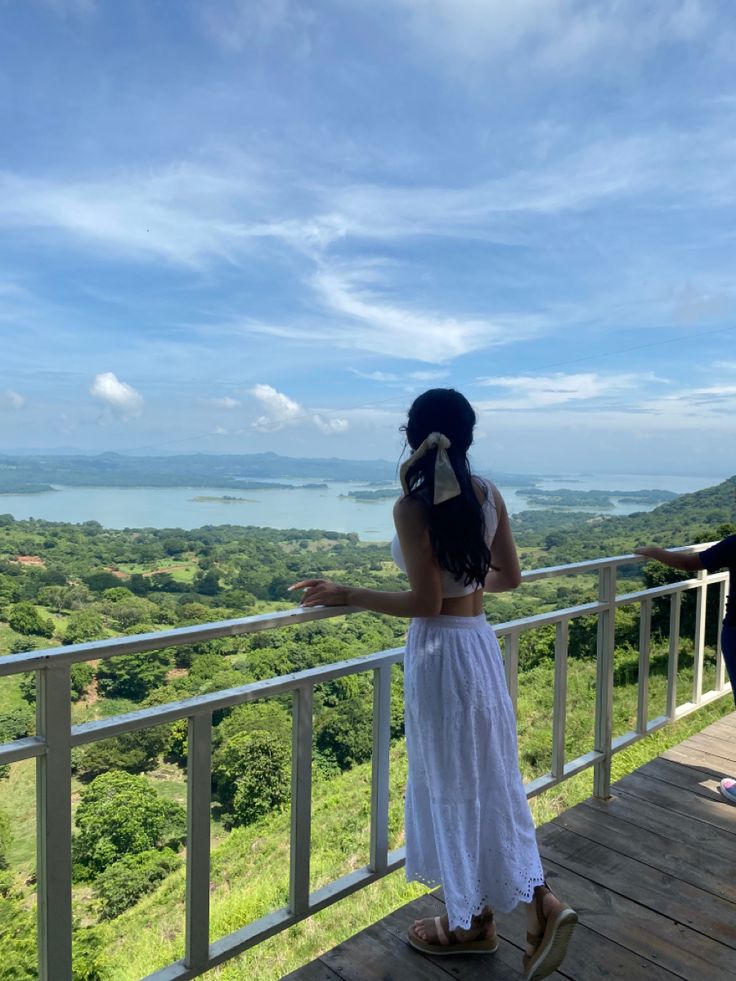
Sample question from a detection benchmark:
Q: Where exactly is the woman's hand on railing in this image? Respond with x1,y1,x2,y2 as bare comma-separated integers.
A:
289,578,351,607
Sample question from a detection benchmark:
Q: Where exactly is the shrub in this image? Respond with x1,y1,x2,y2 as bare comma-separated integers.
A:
93,847,181,919
7,602,54,638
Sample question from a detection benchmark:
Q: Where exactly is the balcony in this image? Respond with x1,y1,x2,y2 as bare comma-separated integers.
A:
0,546,732,980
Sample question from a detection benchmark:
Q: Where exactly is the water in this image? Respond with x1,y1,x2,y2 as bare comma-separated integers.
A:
0,472,727,542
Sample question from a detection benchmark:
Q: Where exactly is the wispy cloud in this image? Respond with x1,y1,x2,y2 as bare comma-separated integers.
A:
392,0,713,72
202,396,242,409
308,266,542,362
0,390,25,410
476,371,657,410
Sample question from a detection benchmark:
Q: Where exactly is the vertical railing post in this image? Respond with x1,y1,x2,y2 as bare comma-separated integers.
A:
692,569,707,705
551,620,569,780
637,598,651,735
504,631,520,715
289,684,313,916
369,665,392,874
667,591,681,719
716,580,727,691
185,712,212,971
36,664,73,981
594,565,616,800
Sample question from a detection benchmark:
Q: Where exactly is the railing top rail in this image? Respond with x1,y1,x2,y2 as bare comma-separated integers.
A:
0,543,717,677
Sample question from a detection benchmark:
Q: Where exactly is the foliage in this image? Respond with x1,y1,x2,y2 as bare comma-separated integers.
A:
74,726,168,780
96,651,171,701
213,730,291,827
7,601,54,638
63,610,107,645
73,771,186,878
93,848,181,919
0,809,10,869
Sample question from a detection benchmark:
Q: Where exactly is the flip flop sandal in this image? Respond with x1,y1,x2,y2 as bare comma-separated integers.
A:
407,910,499,956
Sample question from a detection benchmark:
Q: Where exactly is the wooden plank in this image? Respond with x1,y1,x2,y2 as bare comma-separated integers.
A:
675,731,736,764
583,788,736,857
659,743,736,775
528,858,736,979
321,915,458,981
538,825,736,966
281,960,344,981
615,767,736,834
497,891,682,981
552,801,736,912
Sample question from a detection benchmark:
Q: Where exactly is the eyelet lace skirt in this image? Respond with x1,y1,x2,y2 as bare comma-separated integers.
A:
403,613,544,929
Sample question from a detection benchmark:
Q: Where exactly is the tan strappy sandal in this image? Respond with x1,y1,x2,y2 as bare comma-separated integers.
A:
407,907,498,956
523,882,578,980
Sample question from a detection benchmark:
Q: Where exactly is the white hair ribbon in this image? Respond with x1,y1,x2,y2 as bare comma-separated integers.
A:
399,431,462,505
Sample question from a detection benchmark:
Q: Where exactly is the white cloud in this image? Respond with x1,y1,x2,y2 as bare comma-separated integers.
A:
90,372,144,415
249,383,348,434
204,396,242,409
392,0,712,72
476,371,650,409
0,390,25,410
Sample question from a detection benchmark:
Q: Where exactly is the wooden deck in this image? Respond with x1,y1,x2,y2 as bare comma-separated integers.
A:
283,713,736,981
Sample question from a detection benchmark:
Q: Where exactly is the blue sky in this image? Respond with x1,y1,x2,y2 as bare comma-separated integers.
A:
2,0,735,474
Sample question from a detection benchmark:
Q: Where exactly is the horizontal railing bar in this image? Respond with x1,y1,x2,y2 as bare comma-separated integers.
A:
0,735,46,765
495,601,606,635
525,750,604,798
615,572,727,607
519,543,714,583
71,647,406,745
0,605,362,676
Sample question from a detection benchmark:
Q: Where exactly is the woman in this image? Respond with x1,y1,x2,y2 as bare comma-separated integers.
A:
635,534,736,804
291,389,577,980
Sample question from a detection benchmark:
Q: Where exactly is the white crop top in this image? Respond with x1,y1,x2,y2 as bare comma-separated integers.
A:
390,477,499,598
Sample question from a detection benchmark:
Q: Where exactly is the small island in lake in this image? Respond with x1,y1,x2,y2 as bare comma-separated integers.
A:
517,488,678,509
191,495,258,504
342,488,400,501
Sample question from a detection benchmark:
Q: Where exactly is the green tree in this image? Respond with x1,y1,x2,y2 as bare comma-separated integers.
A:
212,730,290,827
74,726,167,780
96,650,171,701
7,602,54,638
63,610,106,646
73,771,185,878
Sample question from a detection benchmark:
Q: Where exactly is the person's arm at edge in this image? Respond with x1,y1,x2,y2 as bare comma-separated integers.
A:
483,485,522,593
633,545,703,572
289,495,443,617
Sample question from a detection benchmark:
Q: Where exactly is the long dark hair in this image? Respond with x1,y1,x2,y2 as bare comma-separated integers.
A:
401,388,490,588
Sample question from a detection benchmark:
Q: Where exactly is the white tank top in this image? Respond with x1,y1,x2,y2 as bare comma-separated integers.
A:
390,476,498,598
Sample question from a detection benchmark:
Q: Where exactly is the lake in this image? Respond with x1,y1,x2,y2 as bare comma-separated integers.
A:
0,472,727,541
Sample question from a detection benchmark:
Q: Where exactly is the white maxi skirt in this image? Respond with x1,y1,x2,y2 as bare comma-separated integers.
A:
404,613,545,929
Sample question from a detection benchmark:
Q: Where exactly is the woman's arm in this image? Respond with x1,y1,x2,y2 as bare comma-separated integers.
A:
483,486,522,592
634,545,703,572
289,496,443,617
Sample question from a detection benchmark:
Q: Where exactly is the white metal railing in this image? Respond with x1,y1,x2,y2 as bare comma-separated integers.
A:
0,547,730,980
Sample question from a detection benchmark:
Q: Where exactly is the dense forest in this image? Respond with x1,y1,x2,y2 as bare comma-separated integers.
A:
0,475,734,978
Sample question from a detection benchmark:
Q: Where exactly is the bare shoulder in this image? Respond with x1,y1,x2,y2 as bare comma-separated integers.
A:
393,494,429,533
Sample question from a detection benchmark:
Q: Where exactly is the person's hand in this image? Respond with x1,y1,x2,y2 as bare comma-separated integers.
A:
288,578,351,607
634,546,658,559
